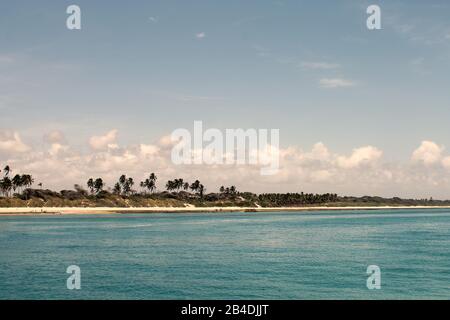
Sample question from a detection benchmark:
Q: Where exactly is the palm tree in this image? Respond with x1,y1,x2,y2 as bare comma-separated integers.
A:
166,180,176,192
3,165,10,177
12,174,23,193
38,183,43,189
219,186,225,193
0,177,12,197
119,175,127,186
117,175,132,195
174,178,184,191
127,177,134,190
21,174,34,190
198,184,205,199
140,173,158,194
149,173,157,192
148,180,156,193
141,177,157,194
94,178,104,193
190,180,200,193
189,180,205,198
87,178,95,194
113,182,121,195
183,182,189,191
123,177,134,195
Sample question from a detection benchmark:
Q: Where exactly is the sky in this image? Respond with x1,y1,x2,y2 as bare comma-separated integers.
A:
1,0,450,198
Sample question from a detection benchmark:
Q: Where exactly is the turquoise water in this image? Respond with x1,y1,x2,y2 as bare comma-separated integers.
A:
0,209,449,299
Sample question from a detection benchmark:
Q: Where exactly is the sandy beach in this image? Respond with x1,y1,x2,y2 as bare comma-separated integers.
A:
1,205,450,216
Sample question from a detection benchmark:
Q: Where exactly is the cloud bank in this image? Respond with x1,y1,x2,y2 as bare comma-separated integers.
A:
1,130,450,199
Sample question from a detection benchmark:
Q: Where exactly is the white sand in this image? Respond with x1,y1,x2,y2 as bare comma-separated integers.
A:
0,205,449,216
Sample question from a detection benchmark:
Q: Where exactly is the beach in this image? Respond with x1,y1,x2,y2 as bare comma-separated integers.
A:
1,205,450,215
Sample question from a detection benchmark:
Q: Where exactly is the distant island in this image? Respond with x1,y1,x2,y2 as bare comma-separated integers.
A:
1,164,450,213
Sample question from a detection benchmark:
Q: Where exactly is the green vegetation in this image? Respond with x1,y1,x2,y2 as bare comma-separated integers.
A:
1,164,450,208
0,165,34,198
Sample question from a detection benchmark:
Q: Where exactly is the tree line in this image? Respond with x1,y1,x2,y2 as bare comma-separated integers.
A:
0,165,36,197
0,165,350,207
258,192,339,206
83,173,209,199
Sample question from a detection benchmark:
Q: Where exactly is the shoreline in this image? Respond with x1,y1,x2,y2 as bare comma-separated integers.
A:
1,205,450,216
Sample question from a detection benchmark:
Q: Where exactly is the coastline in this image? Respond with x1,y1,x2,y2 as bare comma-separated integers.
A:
1,205,450,216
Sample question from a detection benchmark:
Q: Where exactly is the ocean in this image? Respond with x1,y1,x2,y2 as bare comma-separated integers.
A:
0,209,449,299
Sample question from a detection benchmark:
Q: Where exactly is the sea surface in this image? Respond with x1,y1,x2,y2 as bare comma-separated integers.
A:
0,209,449,299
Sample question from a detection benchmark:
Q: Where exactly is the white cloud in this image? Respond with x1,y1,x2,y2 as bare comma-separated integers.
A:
148,17,158,23
442,156,450,169
89,150,140,172
89,130,118,151
319,78,356,88
294,142,331,165
196,32,206,39
310,169,333,182
0,131,30,153
48,143,69,157
140,144,160,156
412,141,444,166
336,146,383,169
44,130,66,144
310,142,331,161
300,62,340,70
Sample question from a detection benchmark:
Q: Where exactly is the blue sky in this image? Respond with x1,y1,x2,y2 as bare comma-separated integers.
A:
1,1,450,197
